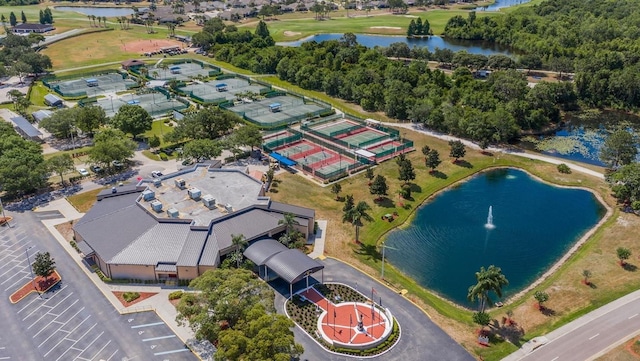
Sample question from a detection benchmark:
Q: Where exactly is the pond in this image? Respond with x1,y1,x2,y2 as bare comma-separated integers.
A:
277,34,514,56
384,168,605,308
479,0,532,11
55,6,135,17
520,111,640,167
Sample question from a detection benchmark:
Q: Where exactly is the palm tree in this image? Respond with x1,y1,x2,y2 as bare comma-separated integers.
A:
617,247,631,266
102,16,108,28
344,201,373,243
467,265,509,312
87,15,92,26
582,269,592,285
231,234,248,268
160,63,169,78
278,212,298,242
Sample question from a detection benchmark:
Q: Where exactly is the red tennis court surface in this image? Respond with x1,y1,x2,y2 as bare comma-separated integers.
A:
298,287,392,348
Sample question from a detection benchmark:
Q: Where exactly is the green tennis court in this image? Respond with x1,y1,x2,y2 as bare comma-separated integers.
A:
51,73,137,97
96,92,188,118
309,120,361,136
340,129,390,147
152,62,213,81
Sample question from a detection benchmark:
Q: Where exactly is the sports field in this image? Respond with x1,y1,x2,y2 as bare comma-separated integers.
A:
151,62,212,81
179,77,267,103
306,118,392,148
95,92,188,118
48,73,137,97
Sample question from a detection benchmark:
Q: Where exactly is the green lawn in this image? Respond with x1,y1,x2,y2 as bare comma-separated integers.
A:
143,120,175,147
67,188,102,213
240,10,498,41
29,82,51,107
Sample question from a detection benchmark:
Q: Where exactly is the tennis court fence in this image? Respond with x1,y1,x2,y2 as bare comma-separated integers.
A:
262,133,303,152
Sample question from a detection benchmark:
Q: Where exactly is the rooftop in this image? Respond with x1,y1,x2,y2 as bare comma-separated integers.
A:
137,166,267,226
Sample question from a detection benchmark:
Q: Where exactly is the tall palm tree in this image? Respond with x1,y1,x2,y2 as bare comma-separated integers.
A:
343,201,373,243
467,265,509,312
278,213,299,246
102,16,108,28
159,63,169,78
231,234,248,268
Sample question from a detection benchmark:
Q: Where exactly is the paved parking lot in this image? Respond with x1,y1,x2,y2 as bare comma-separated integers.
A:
0,217,197,361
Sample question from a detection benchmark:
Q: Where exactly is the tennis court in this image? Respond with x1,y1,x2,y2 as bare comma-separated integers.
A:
273,139,359,180
307,119,362,137
366,140,405,155
152,62,212,81
231,95,328,126
95,92,188,118
179,78,266,103
337,128,390,148
51,73,137,97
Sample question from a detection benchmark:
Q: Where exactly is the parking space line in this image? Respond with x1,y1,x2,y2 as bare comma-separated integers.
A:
0,262,25,279
17,293,45,314
84,339,112,361
154,349,191,356
59,315,91,343
131,322,164,329
48,299,80,318
35,306,85,339
24,293,72,321
62,331,104,361
142,335,176,342
4,273,31,291
57,329,102,361
46,324,97,359
105,349,119,361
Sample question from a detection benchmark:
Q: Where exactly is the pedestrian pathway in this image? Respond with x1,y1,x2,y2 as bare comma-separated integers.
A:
308,220,327,259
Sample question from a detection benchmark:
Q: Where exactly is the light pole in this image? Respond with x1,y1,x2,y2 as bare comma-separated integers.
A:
25,246,41,298
380,243,398,280
0,196,11,228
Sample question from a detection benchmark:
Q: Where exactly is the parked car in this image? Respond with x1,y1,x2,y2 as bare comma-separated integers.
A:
151,171,163,178
90,165,103,173
112,160,124,168
78,168,90,177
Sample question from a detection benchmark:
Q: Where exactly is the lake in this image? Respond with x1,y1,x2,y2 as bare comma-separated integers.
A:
55,6,135,17
480,0,532,11
278,34,514,56
384,168,605,307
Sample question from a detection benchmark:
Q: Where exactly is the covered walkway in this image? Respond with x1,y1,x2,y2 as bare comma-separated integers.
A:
244,238,324,297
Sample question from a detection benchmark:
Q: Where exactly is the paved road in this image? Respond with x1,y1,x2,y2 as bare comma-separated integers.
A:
273,258,474,361
0,212,197,361
503,289,640,361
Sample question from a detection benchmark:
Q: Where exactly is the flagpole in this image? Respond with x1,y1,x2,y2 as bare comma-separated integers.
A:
349,313,352,343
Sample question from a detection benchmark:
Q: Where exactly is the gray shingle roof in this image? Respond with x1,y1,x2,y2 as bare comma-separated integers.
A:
243,238,287,266
212,209,283,251
44,93,63,106
76,192,142,226
268,201,315,219
177,230,209,267
265,249,324,284
110,223,192,265
74,201,157,263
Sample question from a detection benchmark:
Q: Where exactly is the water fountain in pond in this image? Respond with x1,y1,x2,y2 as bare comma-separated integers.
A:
485,206,495,229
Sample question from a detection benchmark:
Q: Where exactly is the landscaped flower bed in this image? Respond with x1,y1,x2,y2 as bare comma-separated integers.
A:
285,283,400,357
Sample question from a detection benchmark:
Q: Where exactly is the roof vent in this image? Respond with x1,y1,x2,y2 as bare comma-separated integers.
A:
167,207,179,218
153,179,161,187
142,189,155,201
202,194,216,209
188,187,201,200
151,200,163,212
224,203,233,213
175,178,186,189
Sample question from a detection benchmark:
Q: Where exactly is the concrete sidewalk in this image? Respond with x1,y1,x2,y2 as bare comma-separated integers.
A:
35,199,198,352
307,220,327,259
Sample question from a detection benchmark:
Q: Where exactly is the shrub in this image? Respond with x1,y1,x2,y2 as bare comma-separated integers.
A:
557,163,571,174
159,152,168,161
123,292,140,302
168,290,183,300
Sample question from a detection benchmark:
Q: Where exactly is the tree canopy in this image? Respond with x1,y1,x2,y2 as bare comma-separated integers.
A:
109,104,153,139
0,122,48,196
176,269,303,360
33,252,56,280
167,107,241,142
88,128,137,169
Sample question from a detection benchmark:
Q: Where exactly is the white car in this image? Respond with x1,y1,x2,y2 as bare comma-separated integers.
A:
78,168,90,176
151,171,163,178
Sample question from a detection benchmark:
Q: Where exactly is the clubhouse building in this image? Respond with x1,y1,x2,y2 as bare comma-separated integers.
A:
73,164,318,283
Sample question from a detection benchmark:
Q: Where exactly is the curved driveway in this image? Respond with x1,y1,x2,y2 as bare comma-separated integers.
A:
274,258,474,361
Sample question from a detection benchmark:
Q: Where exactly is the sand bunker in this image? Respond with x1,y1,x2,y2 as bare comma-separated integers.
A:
283,31,302,37
370,26,402,30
